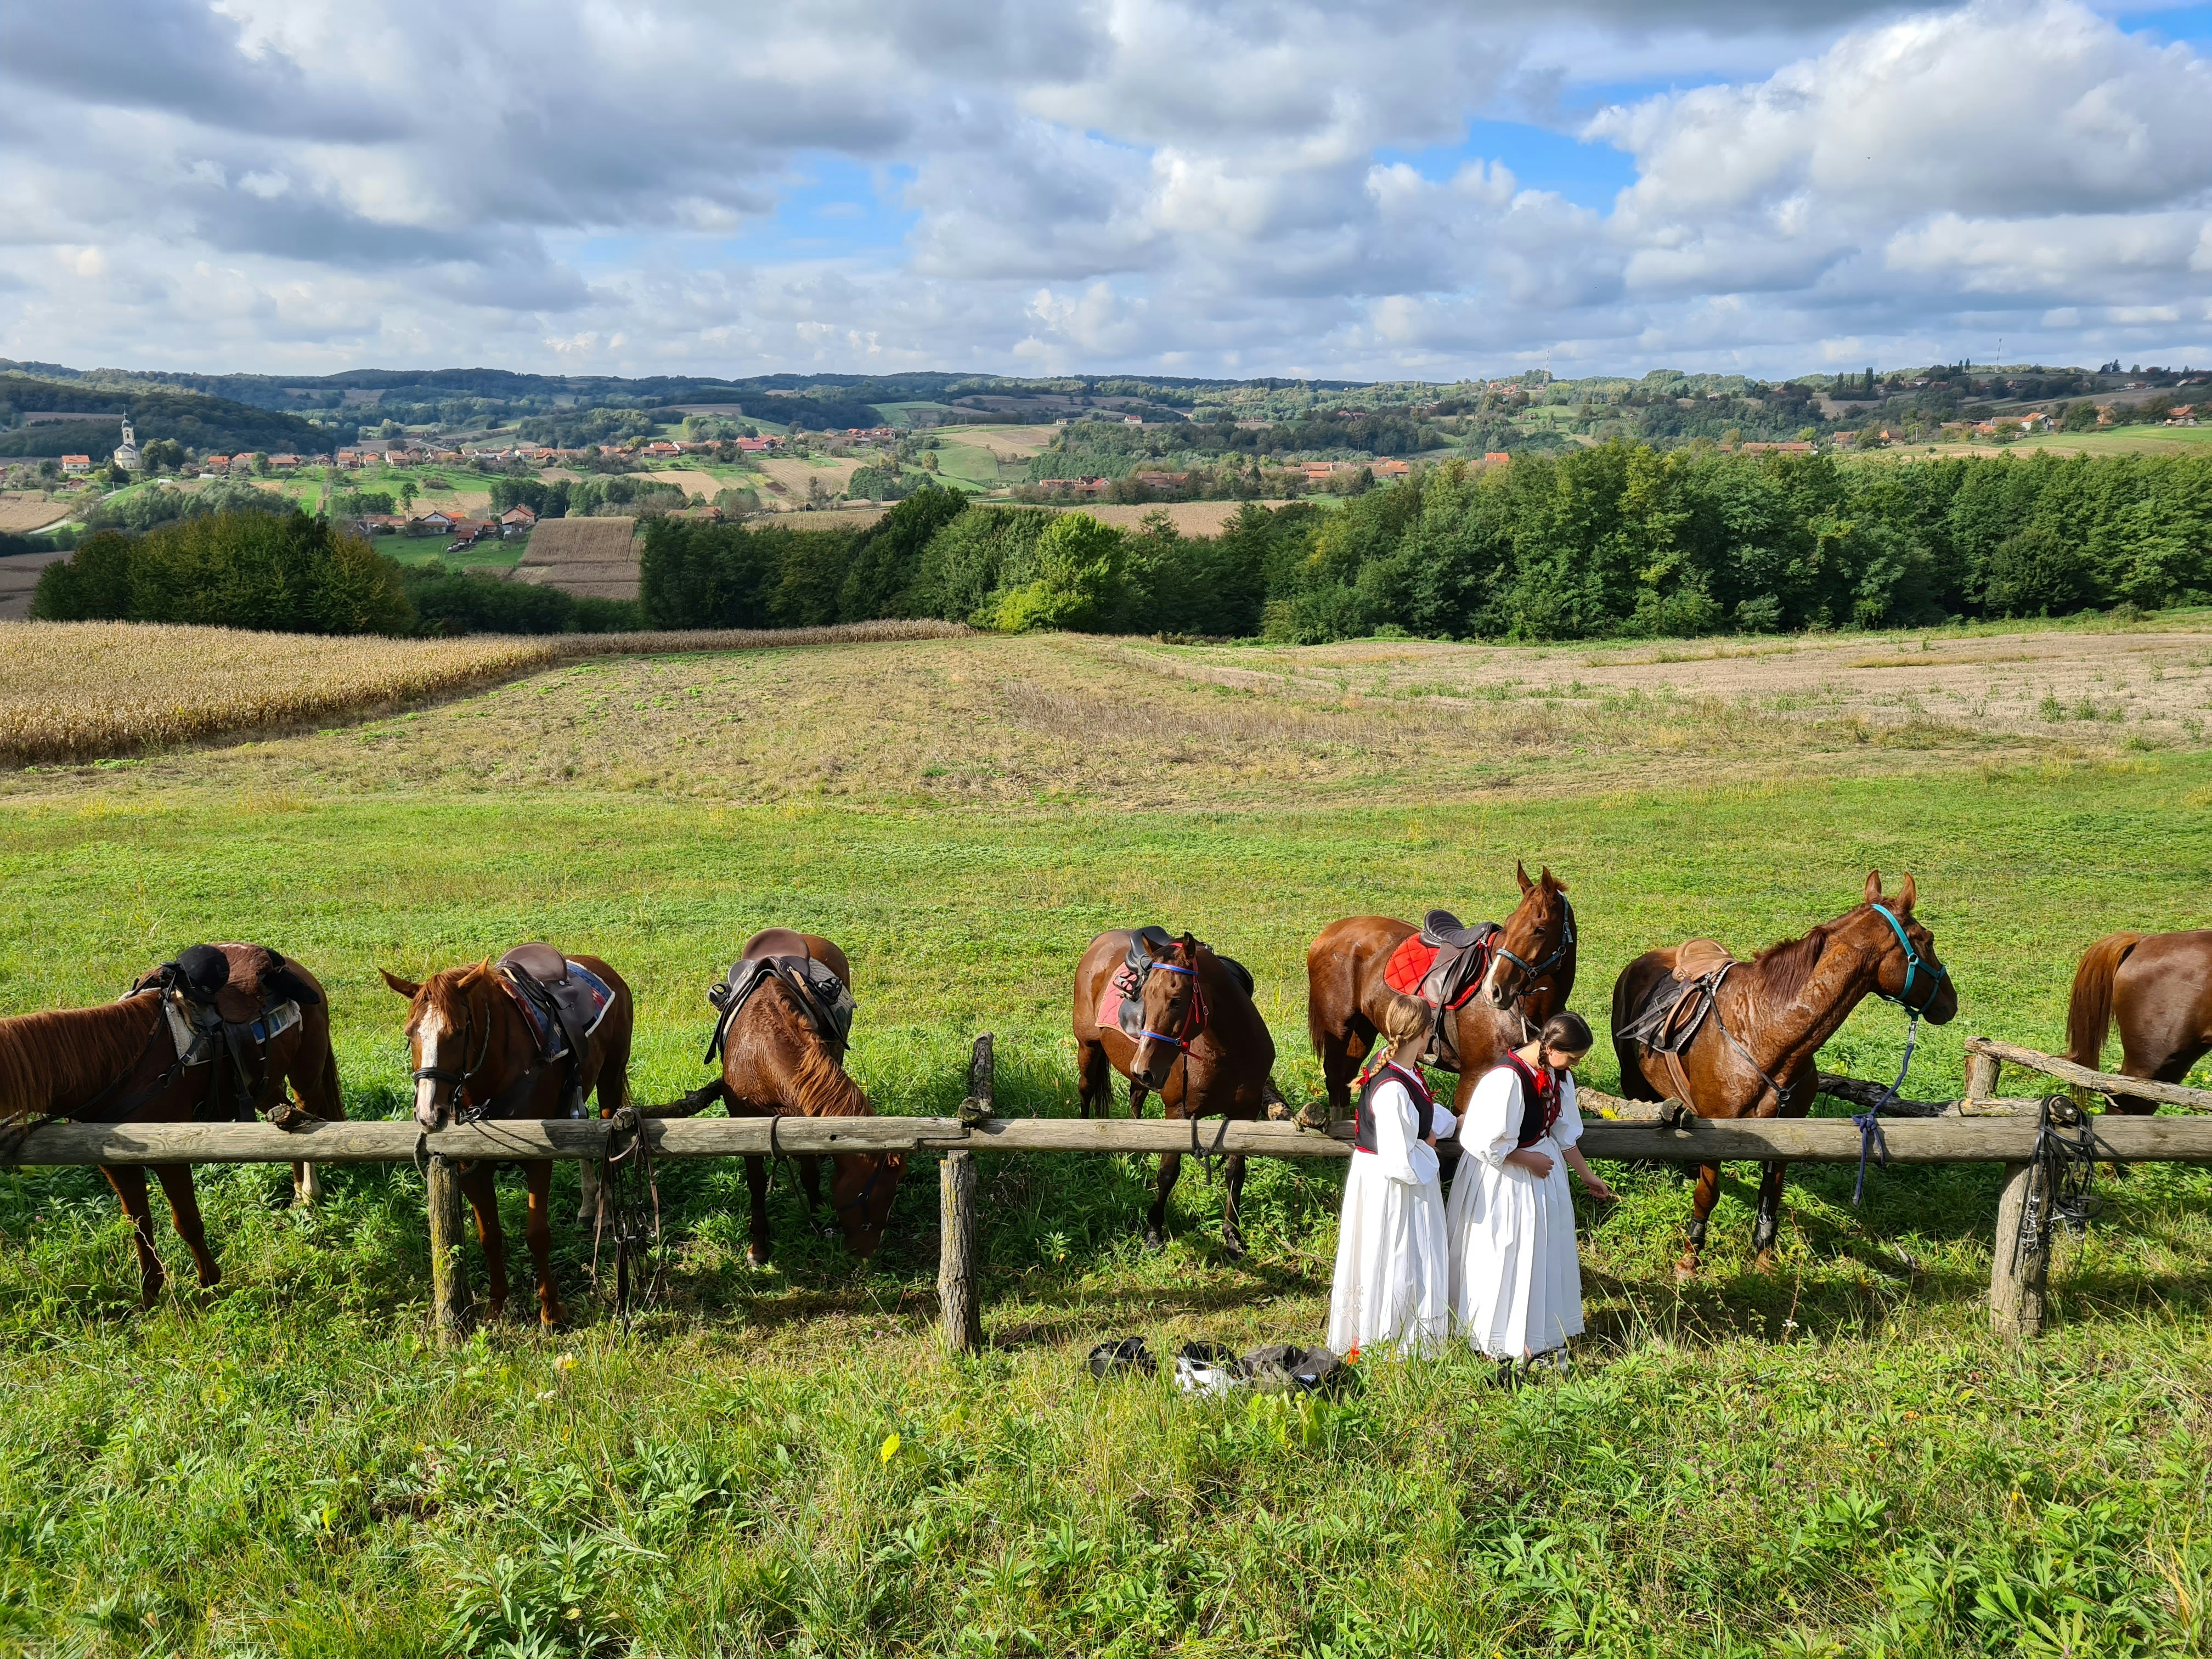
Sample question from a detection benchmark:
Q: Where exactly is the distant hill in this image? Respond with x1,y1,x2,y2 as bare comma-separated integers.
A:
0,373,328,458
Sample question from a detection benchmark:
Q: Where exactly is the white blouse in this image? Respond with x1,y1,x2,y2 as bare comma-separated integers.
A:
1458,1065,1584,1167
1367,1074,1458,1186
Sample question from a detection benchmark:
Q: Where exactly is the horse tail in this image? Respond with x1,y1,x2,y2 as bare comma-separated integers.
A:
2065,932,2143,1069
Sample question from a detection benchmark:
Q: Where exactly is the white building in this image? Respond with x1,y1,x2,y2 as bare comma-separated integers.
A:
113,418,142,472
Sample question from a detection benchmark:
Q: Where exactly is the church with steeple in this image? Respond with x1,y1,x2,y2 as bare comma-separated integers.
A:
113,418,141,472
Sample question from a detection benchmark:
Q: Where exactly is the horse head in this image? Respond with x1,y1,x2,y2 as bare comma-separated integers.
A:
1486,862,1575,1014
1861,871,1958,1024
1131,931,1204,1090
382,962,512,1131
828,1151,908,1258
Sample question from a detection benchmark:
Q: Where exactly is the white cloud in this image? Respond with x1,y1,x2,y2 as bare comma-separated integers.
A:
0,0,2206,377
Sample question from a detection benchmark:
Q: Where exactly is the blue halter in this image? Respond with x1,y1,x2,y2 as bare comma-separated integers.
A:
1850,904,1949,1205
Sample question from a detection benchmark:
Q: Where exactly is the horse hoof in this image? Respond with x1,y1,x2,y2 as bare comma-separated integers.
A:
1751,1250,1778,1276
541,1306,566,1330
1142,1227,1165,1255
747,1244,772,1269
1221,1231,1246,1261
1673,1256,1700,1282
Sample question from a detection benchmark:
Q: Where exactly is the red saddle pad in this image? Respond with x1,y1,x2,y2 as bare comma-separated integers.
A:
1384,933,1438,999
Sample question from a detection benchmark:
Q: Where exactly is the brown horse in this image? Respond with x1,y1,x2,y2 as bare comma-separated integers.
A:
1611,872,1959,1275
1073,928,1277,1255
1306,863,1577,1119
0,944,344,1306
2067,929,2212,1111
709,929,905,1265
381,949,633,1327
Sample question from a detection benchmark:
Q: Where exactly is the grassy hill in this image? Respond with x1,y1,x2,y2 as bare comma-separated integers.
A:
0,372,328,458
0,620,2207,1652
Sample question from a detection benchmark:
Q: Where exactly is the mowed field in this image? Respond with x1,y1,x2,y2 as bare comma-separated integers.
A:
0,620,2209,1654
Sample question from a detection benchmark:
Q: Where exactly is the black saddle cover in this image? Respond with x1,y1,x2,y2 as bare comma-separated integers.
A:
706,951,856,1065
496,944,612,1066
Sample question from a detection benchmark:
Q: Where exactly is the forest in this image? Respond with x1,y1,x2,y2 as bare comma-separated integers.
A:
646,445,2212,642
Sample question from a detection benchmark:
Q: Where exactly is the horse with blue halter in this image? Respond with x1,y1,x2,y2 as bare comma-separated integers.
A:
1610,871,1957,1276
1073,928,1277,1255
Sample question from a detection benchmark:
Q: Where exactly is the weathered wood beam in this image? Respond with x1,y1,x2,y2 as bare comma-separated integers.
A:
1965,1035,2212,1113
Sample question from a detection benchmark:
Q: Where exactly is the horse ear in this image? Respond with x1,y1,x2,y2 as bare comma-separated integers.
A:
1898,872,1917,912
1179,930,1198,960
380,968,420,1000
1864,870,1884,904
1541,865,1564,892
1517,861,1534,895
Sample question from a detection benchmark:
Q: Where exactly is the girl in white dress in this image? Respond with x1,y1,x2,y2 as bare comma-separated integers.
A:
1327,994,1456,1358
1447,1011,1616,1370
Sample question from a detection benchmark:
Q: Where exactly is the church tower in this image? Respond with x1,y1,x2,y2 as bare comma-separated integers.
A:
113,418,142,472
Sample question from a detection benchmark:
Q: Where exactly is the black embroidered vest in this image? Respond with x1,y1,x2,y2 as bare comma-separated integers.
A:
1354,1062,1436,1153
1502,1051,1562,1147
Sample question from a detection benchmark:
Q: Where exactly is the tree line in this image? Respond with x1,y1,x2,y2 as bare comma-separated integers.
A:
640,446,2210,640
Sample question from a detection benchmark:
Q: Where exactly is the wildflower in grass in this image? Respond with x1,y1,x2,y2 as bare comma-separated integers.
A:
881,1432,901,1463
554,1353,578,1376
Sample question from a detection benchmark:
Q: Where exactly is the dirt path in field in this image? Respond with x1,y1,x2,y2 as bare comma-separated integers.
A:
1130,624,2212,750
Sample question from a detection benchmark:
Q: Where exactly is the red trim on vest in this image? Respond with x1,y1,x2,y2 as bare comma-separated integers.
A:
1503,1050,1561,1145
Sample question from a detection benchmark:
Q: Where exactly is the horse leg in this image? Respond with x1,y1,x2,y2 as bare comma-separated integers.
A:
524,1160,565,1328
1677,1162,1721,1278
744,1154,773,1266
152,1164,221,1290
1321,1024,1368,1119
1075,1039,1108,1120
459,1164,510,1320
1220,1152,1248,1259
1751,1160,1790,1273
799,1155,825,1222
1145,1152,1183,1253
291,1161,323,1206
1129,1080,1150,1120
100,1164,166,1307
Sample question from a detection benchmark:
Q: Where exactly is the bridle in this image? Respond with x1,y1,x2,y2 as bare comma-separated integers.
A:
1138,960,1207,1054
1491,894,1577,1004
409,988,524,1126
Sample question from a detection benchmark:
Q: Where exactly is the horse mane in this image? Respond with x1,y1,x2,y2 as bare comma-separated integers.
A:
771,986,873,1119
0,997,163,1121
1750,926,1830,1004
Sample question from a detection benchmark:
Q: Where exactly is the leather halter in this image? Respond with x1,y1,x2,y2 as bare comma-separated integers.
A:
1869,904,1947,1015
1492,895,1577,998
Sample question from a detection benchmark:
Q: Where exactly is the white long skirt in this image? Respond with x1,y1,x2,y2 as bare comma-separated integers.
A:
1328,1156,1450,1357
1446,1138,1585,1358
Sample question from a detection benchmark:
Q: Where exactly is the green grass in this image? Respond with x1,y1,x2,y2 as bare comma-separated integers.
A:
1,633,2209,1655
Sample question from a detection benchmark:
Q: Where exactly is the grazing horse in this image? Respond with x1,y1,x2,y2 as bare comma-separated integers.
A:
0,943,343,1306
382,948,633,1327
2066,929,2212,1112
708,928,905,1265
1306,863,1577,1119
1611,872,1959,1276
1073,928,1277,1255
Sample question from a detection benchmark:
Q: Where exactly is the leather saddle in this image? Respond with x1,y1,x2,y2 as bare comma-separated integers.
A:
129,943,317,1121
707,930,856,1065
1618,939,1739,1056
496,944,613,1065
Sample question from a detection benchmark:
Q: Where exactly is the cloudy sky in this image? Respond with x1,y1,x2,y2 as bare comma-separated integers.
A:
3,0,2209,382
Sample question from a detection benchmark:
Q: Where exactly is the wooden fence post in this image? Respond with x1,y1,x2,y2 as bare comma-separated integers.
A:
427,1153,472,1345
939,1034,991,1356
1978,1049,2050,1338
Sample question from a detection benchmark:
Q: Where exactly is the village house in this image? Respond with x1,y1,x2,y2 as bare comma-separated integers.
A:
1133,470,1190,489
61,455,91,475
499,505,538,533
205,454,232,472
1482,451,1511,464
1375,459,1411,478
1302,461,1338,481
642,441,682,459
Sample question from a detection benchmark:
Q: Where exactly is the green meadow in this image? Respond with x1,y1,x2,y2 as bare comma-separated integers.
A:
0,627,2208,1656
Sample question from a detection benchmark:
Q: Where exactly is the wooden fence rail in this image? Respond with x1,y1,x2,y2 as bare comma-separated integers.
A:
4,1034,2198,1347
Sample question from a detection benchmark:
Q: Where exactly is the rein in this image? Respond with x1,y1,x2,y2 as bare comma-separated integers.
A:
1849,905,1949,1205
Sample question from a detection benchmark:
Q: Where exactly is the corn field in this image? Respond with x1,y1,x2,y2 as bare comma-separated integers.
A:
0,618,970,767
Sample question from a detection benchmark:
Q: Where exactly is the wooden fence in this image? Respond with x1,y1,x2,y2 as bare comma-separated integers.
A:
7,1034,2207,1347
